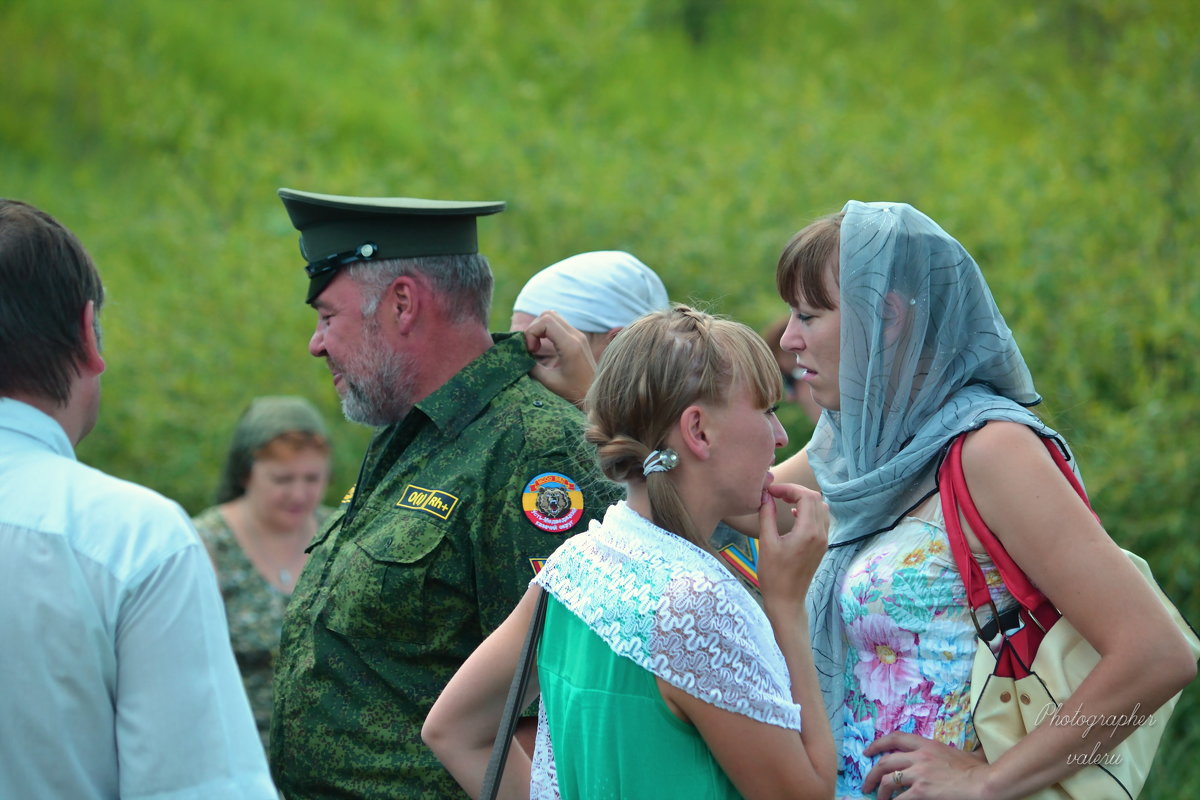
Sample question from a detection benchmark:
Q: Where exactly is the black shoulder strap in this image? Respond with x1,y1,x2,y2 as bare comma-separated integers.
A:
480,587,549,800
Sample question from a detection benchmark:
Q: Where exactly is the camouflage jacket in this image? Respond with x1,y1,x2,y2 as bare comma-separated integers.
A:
269,333,622,799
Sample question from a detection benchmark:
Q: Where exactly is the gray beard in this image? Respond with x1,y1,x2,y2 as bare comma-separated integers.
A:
338,344,417,427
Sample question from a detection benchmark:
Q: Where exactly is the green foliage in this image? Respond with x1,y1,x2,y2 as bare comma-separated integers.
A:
3,1,1197,793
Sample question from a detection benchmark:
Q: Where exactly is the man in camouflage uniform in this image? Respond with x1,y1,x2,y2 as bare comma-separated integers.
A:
269,189,622,798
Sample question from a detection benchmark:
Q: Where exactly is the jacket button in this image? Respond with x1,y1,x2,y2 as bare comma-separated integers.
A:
999,691,1012,703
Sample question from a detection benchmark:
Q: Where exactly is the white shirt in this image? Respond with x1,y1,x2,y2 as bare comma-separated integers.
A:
0,398,276,800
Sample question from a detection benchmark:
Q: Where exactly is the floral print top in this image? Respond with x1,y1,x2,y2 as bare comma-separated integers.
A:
193,505,330,750
836,497,1013,799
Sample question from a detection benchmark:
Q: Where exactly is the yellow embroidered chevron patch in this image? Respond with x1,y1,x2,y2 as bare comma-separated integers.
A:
397,484,459,520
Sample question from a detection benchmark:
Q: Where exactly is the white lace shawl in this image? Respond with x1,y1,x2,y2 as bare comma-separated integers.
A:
535,500,802,720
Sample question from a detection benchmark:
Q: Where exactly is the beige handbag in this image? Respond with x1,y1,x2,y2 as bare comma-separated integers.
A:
940,434,1200,799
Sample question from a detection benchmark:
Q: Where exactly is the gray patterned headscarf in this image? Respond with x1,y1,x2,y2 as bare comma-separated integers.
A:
801,201,1053,750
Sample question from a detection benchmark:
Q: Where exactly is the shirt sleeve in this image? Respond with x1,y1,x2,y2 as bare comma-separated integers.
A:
114,528,277,800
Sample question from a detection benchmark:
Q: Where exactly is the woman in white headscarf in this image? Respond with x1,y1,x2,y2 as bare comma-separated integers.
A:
767,201,1195,799
511,250,670,358
511,251,670,405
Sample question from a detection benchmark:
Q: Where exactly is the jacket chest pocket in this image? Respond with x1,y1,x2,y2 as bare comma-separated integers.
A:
324,521,447,642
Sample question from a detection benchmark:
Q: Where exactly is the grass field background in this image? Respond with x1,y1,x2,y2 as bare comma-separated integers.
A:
4,0,1197,793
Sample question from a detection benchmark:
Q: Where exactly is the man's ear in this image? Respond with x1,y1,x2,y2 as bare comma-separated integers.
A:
603,326,622,345
384,275,423,335
80,301,106,377
676,404,712,461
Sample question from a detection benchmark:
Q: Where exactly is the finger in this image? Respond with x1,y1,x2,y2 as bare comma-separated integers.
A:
789,491,827,530
522,327,542,354
861,756,896,793
522,311,565,347
774,491,828,551
863,755,917,797
757,488,779,543
861,732,921,794
876,775,903,800
882,766,912,800
863,731,919,757
533,311,584,346
535,309,566,328
522,313,561,353
766,481,822,505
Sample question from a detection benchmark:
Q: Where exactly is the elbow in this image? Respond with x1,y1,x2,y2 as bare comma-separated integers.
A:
810,774,837,800
1133,625,1198,705
787,771,836,800
1162,632,1199,693
419,718,437,751
814,756,838,799
421,711,450,759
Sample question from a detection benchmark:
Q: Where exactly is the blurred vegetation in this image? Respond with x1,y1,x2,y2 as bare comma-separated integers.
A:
2,0,1197,793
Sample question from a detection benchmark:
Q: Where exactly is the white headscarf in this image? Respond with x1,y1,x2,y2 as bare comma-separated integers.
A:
803,201,1055,750
512,251,669,333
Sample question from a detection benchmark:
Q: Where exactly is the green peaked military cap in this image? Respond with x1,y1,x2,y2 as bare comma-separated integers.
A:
277,188,506,304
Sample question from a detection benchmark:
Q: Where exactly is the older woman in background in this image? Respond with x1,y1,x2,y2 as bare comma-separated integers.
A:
193,395,333,749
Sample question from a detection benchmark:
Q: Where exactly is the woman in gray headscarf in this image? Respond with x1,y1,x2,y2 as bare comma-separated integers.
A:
767,201,1195,799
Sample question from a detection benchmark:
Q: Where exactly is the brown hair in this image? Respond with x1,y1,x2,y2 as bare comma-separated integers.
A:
0,200,105,405
254,430,331,463
776,211,844,310
584,305,781,546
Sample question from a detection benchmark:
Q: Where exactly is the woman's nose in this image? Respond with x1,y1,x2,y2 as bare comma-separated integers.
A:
780,318,804,352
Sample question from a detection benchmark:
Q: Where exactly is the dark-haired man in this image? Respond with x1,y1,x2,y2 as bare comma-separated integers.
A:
0,199,275,798
269,189,621,798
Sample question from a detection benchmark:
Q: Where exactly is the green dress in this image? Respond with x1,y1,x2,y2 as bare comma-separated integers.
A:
270,334,623,799
538,596,744,798
193,504,332,750
530,501,805,799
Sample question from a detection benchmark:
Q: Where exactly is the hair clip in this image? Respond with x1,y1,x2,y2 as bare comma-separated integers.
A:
643,448,679,475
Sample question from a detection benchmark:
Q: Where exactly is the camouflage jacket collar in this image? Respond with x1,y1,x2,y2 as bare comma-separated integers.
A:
414,333,534,439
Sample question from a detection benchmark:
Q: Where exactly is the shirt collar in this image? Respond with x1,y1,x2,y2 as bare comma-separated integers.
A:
413,332,535,438
0,397,77,460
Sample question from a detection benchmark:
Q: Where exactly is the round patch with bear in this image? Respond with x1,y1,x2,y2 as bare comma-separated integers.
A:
522,472,584,533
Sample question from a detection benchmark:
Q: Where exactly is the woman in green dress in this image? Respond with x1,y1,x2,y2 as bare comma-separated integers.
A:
425,306,837,799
